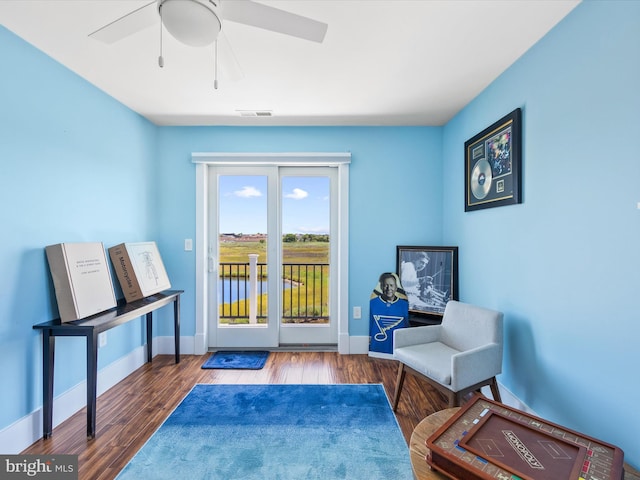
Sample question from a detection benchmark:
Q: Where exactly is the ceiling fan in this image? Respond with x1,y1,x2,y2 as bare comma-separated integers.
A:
89,0,328,86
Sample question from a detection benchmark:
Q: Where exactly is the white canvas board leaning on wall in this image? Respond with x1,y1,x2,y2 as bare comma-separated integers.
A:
45,242,117,323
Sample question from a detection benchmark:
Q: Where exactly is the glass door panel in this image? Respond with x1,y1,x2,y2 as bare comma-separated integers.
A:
279,168,337,345
211,168,278,348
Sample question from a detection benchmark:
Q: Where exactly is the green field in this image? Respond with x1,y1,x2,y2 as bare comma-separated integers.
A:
219,239,329,324
219,239,328,264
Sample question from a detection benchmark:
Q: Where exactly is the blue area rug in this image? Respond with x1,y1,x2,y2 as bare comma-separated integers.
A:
116,384,413,480
201,351,269,369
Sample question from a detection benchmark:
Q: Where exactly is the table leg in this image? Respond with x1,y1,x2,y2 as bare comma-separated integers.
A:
42,331,55,438
174,295,180,364
86,333,98,438
146,312,153,363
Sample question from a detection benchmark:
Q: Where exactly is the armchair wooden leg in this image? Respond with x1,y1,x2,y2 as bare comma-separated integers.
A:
489,377,502,403
392,363,406,412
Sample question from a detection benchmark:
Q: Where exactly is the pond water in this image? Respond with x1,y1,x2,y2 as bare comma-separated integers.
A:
218,278,291,303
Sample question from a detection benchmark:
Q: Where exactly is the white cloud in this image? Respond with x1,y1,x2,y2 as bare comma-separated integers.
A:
284,188,308,200
234,186,262,198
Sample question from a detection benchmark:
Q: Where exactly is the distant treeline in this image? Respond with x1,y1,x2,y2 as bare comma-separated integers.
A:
283,233,329,243
220,233,329,243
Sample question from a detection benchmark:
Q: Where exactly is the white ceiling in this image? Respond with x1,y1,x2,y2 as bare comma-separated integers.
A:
0,0,579,126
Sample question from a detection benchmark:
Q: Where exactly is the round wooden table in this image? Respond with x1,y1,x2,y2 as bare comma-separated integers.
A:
409,408,460,479
409,407,640,480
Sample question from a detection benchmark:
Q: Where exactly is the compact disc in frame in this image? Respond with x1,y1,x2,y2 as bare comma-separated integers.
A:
471,159,492,200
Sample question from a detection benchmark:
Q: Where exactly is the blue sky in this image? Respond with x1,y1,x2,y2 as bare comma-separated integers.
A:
218,175,330,234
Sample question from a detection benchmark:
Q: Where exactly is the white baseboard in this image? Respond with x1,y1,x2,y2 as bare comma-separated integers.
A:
349,335,370,354
0,344,147,454
0,336,195,454
482,382,536,415
155,335,195,356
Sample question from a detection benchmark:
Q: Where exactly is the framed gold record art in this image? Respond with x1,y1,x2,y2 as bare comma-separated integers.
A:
465,108,522,212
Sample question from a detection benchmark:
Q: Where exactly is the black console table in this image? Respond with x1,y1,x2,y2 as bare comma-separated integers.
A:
33,289,183,439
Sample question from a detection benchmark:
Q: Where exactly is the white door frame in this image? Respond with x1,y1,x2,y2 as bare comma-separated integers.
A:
192,153,351,353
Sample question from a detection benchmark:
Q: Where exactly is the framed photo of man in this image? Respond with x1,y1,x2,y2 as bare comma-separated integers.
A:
396,246,459,317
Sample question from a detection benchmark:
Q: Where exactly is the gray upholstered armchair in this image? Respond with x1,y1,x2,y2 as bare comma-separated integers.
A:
392,300,503,410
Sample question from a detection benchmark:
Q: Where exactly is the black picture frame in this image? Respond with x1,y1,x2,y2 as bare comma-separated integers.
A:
396,246,459,318
465,108,522,212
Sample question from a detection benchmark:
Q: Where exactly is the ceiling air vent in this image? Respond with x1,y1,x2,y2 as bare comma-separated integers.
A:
236,110,273,117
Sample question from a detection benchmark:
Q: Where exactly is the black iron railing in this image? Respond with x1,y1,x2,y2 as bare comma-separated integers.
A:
218,262,329,323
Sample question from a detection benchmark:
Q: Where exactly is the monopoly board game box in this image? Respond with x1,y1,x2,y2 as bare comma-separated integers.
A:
426,394,624,480
108,242,171,303
45,242,117,323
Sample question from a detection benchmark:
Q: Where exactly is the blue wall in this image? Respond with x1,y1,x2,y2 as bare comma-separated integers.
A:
0,27,157,428
442,0,640,467
2,0,639,468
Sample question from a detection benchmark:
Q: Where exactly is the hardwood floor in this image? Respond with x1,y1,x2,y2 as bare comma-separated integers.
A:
22,352,449,480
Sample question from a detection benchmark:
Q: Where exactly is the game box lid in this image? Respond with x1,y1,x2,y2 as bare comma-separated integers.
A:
425,394,624,480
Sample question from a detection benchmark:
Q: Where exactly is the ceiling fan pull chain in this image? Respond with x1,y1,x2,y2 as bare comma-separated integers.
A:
214,39,219,90
158,4,164,68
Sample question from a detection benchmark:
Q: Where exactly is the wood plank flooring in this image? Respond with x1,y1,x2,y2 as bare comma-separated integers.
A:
22,352,448,480
20,351,640,479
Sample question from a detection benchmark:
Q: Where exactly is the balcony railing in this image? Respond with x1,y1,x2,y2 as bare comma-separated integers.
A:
219,261,329,324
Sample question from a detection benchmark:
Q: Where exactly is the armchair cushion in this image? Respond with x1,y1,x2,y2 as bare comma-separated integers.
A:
393,341,460,386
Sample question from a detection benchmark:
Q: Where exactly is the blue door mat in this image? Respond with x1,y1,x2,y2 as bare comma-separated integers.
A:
201,351,270,369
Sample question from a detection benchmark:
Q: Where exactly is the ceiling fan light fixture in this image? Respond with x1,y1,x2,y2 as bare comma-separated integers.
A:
160,0,221,47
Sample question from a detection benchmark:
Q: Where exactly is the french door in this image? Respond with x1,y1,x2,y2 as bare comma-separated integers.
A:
279,167,337,346
208,165,338,348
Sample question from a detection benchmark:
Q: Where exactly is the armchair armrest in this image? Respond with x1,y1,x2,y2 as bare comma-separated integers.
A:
450,343,502,390
393,325,443,350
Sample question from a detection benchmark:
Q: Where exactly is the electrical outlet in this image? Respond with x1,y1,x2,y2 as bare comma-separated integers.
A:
353,306,362,319
184,238,193,251
98,332,107,348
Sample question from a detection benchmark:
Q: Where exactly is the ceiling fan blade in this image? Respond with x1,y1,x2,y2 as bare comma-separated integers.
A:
89,1,158,44
221,0,327,43
218,31,244,82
